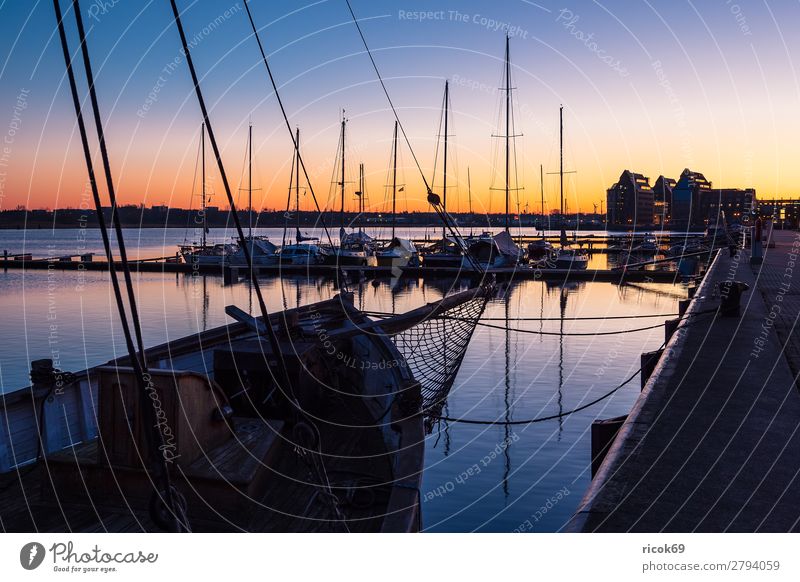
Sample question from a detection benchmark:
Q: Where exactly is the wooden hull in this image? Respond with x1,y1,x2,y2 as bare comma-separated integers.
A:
0,297,424,533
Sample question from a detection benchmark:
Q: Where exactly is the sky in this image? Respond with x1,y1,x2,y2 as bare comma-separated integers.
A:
0,0,798,215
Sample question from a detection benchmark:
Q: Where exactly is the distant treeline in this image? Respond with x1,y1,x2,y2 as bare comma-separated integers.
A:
0,206,604,229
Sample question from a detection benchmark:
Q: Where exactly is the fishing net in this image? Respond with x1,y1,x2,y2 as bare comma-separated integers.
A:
388,284,495,432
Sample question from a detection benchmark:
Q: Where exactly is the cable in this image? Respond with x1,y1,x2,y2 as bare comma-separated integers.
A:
73,0,147,361
469,320,667,336
428,356,649,425
361,310,684,321
169,0,292,393
55,0,187,533
426,307,719,425
241,1,338,257
343,0,430,193
342,0,486,277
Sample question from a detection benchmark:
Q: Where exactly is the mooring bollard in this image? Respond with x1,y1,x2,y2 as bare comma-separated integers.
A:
750,220,763,265
223,266,236,285
718,281,750,317
640,349,664,390
678,299,691,317
591,415,627,477
664,318,680,343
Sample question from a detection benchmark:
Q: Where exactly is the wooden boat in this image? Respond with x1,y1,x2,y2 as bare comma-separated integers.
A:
0,295,427,532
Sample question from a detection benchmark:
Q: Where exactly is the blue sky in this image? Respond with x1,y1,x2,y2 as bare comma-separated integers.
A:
1,0,798,212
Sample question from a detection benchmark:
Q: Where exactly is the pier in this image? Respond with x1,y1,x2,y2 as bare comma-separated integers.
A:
569,230,800,532
1,234,714,284
0,256,691,283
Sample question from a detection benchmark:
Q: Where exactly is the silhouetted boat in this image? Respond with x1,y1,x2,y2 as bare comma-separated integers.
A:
528,238,554,259
553,247,589,269
422,235,468,268
13,0,494,535
279,242,331,265
468,230,524,268
0,295,428,532
376,121,418,268
377,236,418,268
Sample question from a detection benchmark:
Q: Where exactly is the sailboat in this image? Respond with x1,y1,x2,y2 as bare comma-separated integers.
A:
340,162,377,263
551,106,588,270
279,128,331,266
421,80,468,269
329,114,369,266
178,123,236,265
377,121,419,268
230,123,279,266
528,164,553,259
467,37,525,268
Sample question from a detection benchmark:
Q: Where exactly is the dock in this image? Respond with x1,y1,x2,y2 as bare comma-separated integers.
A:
0,256,691,283
568,229,800,532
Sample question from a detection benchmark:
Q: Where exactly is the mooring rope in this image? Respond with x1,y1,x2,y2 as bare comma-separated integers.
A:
343,0,486,276
170,0,351,531
241,0,339,263
426,308,718,426
468,320,668,336
427,359,649,426
55,0,188,532
362,310,686,322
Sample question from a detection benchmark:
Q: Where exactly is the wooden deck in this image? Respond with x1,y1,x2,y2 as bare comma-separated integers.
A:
1,407,397,532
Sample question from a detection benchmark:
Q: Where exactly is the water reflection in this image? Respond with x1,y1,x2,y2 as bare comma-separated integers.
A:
0,268,684,531
503,289,512,501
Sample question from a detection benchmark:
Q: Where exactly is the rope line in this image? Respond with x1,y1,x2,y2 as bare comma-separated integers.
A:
468,320,667,336
428,357,647,426
361,310,685,322
344,0,430,193
426,307,718,426
56,0,188,532
174,0,348,530
242,0,338,256
342,0,486,276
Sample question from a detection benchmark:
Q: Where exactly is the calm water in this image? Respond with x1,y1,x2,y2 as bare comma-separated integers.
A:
0,226,688,267
0,228,686,531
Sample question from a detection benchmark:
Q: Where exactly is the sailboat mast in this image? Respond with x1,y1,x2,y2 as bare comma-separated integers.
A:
248,123,252,239
201,122,206,248
391,120,398,240
468,166,473,215
358,162,364,234
443,80,449,241
295,127,300,237
559,105,564,222
505,36,510,232
340,113,346,232
468,166,473,235
540,163,545,239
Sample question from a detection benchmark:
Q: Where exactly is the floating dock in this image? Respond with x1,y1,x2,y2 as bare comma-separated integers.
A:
568,230,800,532
0,256,692,284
